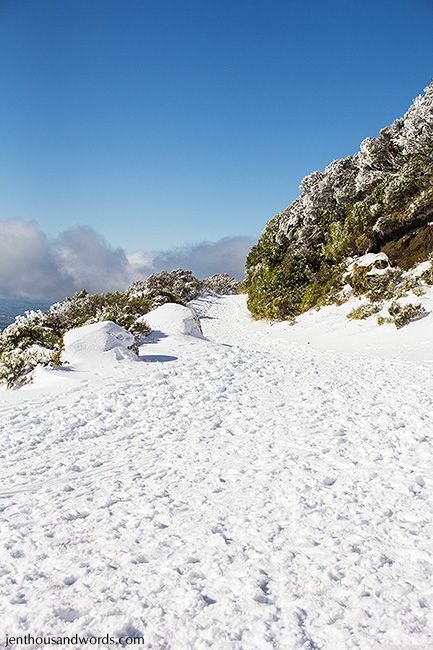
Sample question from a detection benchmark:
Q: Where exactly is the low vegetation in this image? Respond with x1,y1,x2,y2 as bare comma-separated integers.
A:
0,270,241,388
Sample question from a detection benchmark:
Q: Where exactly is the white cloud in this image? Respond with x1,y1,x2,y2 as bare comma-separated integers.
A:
55,226,132,294
150,236,254,279
0,218,252,299
0,219,73,299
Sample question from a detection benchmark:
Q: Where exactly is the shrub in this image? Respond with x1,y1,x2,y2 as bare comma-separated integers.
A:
0,290,153,387
387,301,426,328
201,274,241,295
127,270,201,303
377,315,393,326
347,303,382,320
0,345,53,389
347,266,402,302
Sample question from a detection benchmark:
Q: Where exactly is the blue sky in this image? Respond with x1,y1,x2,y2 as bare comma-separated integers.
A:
0,0,432,256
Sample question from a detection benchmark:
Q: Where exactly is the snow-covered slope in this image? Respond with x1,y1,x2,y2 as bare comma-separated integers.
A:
1,296,433,648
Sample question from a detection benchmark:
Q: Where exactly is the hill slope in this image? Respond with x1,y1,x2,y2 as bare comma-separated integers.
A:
246,81,433,320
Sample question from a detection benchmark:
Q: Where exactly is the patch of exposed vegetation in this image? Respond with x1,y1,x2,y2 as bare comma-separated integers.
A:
387,301,426,329
347,303,382,321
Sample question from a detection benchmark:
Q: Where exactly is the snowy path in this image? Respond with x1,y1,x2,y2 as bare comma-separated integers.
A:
1,295,433,649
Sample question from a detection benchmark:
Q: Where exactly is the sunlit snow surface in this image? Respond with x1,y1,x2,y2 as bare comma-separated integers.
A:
1,296,433,649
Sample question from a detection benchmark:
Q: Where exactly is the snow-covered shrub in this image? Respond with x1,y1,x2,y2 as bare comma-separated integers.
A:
348,266,402,302
201,274,241,295
63,321,138,361
0,290,153,387
127,270,201,304
0,345,53,388
127,269,242,303
142,303,204,338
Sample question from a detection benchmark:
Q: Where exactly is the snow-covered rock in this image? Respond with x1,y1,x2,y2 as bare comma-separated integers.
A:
347,252,389,272
139,303,203,339
63,321,136,363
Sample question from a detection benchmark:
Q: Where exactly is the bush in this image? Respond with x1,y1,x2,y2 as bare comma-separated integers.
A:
347,266,402,302
387,301,426,328
127,270,201,303
0,345,53,389
0,290,153,387
347,303,382,320
201,274,241,295
246,81,433,320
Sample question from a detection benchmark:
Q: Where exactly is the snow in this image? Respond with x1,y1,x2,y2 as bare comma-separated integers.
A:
140,303,203,339
1,295,433,648
63,321,136,363
347,252,389,270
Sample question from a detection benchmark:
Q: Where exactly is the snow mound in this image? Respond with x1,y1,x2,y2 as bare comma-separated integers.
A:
140,303,203,339
63,321,136,363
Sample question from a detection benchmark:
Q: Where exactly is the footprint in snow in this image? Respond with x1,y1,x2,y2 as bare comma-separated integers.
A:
55,607,80,622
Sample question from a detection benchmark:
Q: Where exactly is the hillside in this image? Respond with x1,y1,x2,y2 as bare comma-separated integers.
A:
246,81,433,321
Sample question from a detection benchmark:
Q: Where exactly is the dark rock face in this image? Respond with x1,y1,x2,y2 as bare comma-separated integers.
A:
246,81,433,319
382,225,433,270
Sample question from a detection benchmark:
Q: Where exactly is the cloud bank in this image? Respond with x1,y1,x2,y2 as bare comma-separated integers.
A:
0,218,254,300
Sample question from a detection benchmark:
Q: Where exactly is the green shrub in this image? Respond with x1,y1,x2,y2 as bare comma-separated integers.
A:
388,301,426,328
347,303,382,320
377,315,392,326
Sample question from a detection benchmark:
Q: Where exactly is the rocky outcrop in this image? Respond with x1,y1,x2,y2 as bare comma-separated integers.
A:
246,81,433,319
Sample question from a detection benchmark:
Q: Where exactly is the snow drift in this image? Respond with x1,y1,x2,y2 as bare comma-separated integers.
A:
140,303,204,339
63,321,137,364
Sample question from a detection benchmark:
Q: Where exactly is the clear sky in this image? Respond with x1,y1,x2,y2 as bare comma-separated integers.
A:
0,0,432,253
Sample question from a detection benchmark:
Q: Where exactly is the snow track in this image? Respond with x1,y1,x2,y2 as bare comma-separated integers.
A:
1,295,433,649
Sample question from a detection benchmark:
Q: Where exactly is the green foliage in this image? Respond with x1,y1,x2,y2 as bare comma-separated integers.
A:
300,263,346,312
247,254,311,320
377,315,393,326
420,265,433,285
347,266,402,302
0,349,28,388
387,301,426,328
347,303,382,321
0,346,52,389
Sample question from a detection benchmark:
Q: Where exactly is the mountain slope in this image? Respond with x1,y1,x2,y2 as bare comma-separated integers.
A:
246,81,433,320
